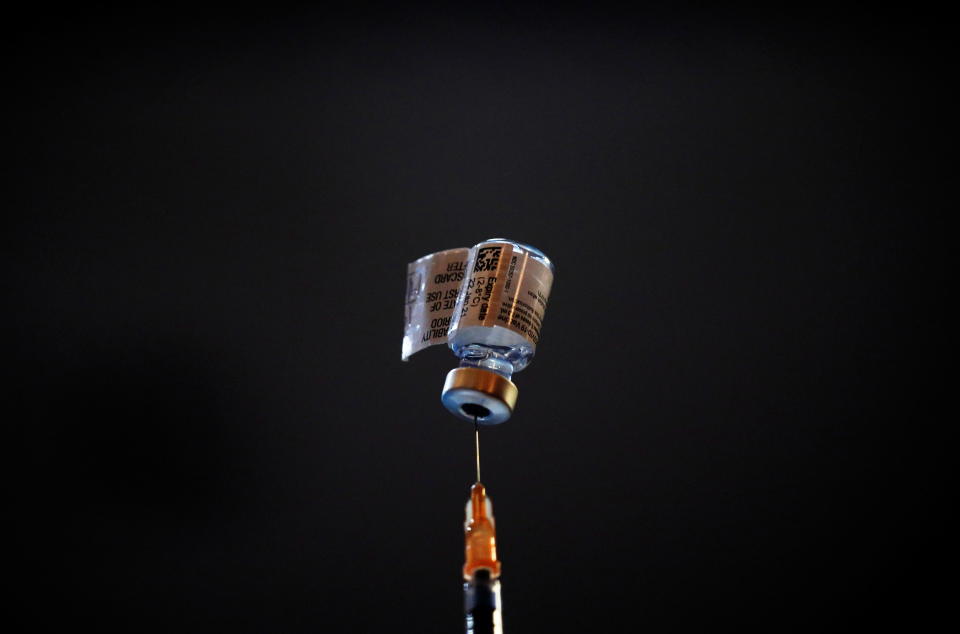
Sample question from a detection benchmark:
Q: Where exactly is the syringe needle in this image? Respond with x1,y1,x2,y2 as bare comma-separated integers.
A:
474,416,481,483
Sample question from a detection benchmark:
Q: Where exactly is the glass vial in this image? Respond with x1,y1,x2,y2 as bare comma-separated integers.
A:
441,238,555,424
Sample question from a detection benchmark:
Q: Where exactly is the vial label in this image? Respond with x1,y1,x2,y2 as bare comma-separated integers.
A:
454,242,554,345
402,247,470,360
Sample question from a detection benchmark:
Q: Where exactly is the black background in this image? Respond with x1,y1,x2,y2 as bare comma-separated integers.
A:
7,5,947,632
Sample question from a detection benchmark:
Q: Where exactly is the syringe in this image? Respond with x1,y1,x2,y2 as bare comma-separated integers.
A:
464,482,503,634
463,421,503,634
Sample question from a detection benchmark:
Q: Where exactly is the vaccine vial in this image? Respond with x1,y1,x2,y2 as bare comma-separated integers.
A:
441,238,555,424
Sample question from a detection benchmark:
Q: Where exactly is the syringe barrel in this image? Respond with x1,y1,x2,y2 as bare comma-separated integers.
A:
464,569,502,634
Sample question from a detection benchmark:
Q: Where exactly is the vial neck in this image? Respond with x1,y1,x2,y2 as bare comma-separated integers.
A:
458,345,515,380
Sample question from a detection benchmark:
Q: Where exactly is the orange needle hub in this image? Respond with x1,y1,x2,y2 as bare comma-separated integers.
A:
463,482,501,580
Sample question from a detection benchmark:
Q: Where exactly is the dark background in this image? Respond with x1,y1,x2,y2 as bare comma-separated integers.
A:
7,5,947,632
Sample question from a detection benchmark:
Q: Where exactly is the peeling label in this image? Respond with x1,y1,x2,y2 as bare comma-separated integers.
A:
402,248,470,360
